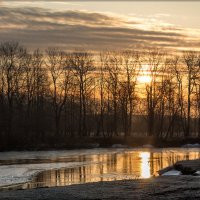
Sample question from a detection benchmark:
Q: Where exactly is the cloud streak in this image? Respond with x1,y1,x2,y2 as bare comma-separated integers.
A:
0,6,199,51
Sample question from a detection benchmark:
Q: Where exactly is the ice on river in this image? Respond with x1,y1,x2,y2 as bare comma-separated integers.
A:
0,162,89,187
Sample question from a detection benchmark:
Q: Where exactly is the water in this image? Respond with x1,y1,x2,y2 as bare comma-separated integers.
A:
0,148,200,190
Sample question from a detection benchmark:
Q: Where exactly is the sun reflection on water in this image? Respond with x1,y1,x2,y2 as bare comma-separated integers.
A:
140,152,151,178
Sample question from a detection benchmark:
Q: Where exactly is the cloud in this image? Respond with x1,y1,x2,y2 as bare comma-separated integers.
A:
0,6,199,51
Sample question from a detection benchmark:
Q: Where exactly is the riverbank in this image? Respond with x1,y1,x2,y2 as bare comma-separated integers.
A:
1,136,200,151
0,176,200,200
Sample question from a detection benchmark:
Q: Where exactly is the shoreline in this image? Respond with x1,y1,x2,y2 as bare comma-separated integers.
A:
0,176,200,200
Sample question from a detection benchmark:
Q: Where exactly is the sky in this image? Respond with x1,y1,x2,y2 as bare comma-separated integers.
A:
1,1,200,52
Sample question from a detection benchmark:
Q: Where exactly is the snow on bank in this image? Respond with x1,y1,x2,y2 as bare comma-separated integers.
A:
162,170,181,176
0,149,127,187
182,144,200,148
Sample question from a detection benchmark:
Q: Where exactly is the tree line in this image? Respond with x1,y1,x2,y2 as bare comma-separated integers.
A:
0,42,199,147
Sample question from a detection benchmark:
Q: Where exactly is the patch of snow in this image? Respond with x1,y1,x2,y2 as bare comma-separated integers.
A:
162,170,181,176
89,143,100,148
182,143,200,148
112,144,127,148
142,144,154,148
0,149,128,188
0,161,98,187
193,171,200,176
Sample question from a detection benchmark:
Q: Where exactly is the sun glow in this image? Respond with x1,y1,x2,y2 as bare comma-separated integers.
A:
137,64,151,84
137,75,151,84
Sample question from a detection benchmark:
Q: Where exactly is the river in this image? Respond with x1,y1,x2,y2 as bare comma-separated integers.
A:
0,148,200,190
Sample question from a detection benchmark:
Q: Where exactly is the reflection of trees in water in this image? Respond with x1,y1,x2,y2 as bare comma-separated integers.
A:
27,150,200,189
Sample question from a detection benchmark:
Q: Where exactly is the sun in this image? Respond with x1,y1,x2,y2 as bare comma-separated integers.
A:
137,75,151,84
137,64,151,84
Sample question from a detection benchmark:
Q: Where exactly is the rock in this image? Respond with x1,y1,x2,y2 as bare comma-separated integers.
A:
159,159,200,177
180,167,196,175
174,159,200,175
175,159,200,171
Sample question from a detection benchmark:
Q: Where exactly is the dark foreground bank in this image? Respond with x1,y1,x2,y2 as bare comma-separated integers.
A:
2,136,200,151
0,176,200,200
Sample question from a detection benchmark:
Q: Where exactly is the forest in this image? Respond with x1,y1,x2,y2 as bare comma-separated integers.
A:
0,42,200,149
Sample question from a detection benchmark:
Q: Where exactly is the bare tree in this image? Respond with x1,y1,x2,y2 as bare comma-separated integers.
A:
163,56,180,139
96,52,109,137
0,42,27,141
46,48,71,138
29,49,48,142
106,52,122,137
69,52,94,137
182,51,200,137
119,51,141,137
144,49,165,137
